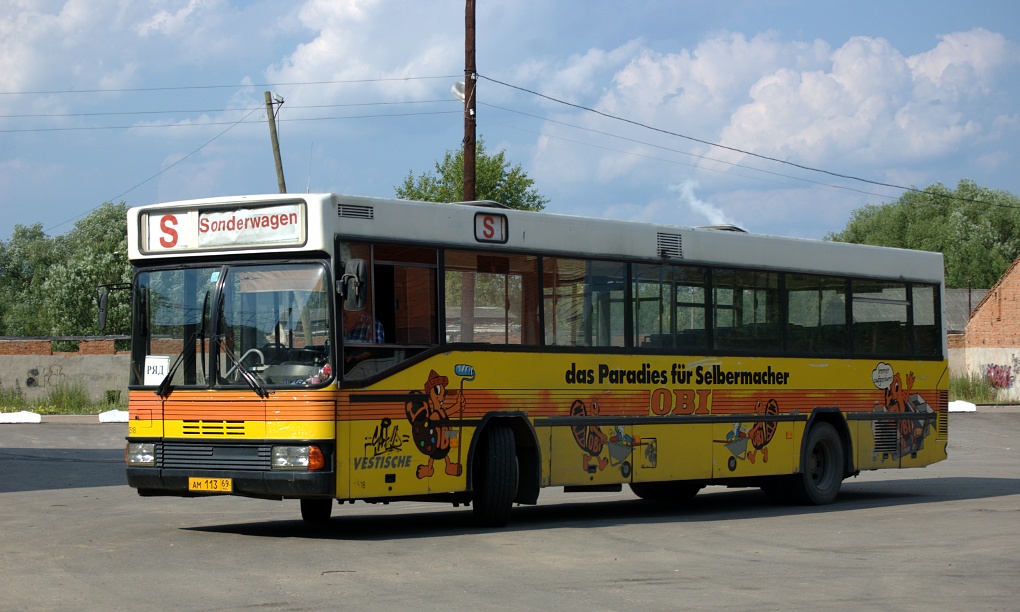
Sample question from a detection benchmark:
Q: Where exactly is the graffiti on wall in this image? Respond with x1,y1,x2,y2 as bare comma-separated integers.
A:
985,364,1014,389
25,365,67,389
981,354,1020,389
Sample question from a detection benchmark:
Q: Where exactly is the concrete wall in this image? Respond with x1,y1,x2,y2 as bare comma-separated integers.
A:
948,333,965,376
963,347,1020,401
0,338,130,405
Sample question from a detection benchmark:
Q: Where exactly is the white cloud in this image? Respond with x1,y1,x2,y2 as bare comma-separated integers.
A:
136,0,209,37
716,28,1017,167
908,28,1012,96
531,26,1018,203
265,0,461,103
529,31,836,192
973,151,1010,174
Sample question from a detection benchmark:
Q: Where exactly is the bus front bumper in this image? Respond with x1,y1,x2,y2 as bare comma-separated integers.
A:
127,467,335,499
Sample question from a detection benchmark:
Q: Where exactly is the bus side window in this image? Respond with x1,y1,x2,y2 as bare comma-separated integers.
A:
340,243,439,379
445,250,540,345
372,245,439,346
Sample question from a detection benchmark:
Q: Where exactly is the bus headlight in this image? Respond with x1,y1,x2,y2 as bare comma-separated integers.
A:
272,445,325,471
126,442,155,466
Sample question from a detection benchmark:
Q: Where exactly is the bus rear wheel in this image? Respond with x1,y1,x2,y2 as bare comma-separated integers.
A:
789,422,844,505
630,481,703,503
300,498,333,523
472,424,518,528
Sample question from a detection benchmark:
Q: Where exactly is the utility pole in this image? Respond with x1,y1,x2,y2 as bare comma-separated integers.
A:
460,0,478,341
463,0,476,202
265,91,287,193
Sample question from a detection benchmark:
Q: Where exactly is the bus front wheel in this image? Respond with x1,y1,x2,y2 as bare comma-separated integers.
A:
472,424,518,528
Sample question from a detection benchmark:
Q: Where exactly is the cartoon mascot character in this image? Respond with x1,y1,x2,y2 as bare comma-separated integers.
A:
405,369,464,479
569,399,610,471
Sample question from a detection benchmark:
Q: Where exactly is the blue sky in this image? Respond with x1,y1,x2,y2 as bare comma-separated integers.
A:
2,0,1018,242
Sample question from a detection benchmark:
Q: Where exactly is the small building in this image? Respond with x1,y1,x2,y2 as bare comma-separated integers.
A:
945,287,987,376
963,256,1020,399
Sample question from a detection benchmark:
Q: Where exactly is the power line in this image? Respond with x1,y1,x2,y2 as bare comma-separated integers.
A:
478,73,1005,208
0,109,460,133
0,75,461,96
43,106,263,235
0,99,458,119
481,102,899,201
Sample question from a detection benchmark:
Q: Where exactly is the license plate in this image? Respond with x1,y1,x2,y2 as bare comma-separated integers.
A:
188,477,232,493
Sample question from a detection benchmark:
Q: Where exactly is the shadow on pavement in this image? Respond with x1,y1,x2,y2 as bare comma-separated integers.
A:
0,448,126,493
183,475,1020,541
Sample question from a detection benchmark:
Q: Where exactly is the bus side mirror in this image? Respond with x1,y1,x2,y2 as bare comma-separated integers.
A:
95,282,131,332
337,259,367,311
97,288,110,331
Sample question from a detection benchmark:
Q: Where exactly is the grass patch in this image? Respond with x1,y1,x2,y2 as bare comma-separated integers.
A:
0,380,123,415
0,380,28,411
949,371,1001,405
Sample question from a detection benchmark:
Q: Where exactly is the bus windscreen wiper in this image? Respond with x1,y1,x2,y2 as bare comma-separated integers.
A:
156,330,200,399
217,336,270,399
156,291,209,400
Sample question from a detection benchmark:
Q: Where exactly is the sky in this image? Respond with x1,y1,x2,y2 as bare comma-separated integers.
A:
1,0,1018,243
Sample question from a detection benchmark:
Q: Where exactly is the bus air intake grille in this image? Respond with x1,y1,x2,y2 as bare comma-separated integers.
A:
656,233,683,259
936,390,948,440
872,420,899,454
337,204,374,219
159,443,271,470
181,420,247,436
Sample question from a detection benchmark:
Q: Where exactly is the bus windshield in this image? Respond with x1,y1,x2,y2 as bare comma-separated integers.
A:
132,262,332,391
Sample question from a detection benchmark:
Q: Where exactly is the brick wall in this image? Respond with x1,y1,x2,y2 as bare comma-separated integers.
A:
0,337,127,356
0,339,54,355
964,258,1020,400
966,258,1020,349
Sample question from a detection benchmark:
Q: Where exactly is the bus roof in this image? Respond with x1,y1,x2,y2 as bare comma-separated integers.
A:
127,193,944,284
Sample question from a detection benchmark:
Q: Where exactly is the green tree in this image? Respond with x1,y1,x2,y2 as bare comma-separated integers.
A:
0,223,62,335
397,140,548,330
826,180,1020,288
0,202,130,336
44,202,132,336
395,138,548,211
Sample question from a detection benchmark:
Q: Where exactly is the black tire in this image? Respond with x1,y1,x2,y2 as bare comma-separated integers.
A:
630,481,703,503
788,422,844,505
300,498,333,523
472,425,518,528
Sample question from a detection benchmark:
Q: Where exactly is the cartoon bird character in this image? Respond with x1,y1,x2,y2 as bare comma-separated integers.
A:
405,369,464,478
884,371,915,413
884,370,923,455
569,399,610,472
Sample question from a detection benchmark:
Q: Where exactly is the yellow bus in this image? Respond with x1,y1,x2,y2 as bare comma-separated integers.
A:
119,193,947,526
